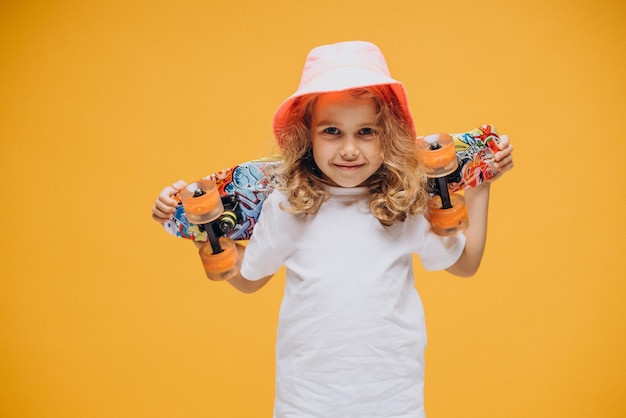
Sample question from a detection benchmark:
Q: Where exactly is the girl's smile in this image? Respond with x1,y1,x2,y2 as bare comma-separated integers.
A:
310,91,383,187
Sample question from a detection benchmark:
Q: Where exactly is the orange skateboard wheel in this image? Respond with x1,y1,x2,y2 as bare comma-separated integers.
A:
199,237,240,281
425,193,469,236
179,179,224,224
416,133,458,177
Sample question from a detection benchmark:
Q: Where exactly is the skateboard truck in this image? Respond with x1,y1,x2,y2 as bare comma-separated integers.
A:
179,179,241,281
417,133,469,236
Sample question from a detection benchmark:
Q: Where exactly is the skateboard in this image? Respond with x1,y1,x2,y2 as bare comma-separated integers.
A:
162,125,501,277
163,158,279,244
417,124,501,236
164,158,279,280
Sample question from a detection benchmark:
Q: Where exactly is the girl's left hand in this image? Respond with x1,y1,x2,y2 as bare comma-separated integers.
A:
488,134,514,182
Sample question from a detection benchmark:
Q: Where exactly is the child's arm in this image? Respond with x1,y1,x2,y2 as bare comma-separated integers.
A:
445,135,514,277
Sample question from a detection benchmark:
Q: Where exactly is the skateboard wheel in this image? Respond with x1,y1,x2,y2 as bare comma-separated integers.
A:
417,133,458,177
199,237,241,281
179,179,224,224
425,193,469,236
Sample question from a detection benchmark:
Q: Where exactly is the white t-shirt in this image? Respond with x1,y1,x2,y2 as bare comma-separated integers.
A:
241,186,465,418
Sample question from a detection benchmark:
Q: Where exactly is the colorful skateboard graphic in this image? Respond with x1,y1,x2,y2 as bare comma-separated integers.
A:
163,124,501,242
446,124,501,191
418,124,500,236
163,159,278,243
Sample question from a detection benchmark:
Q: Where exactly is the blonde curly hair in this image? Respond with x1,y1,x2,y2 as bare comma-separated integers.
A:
270,85,429,226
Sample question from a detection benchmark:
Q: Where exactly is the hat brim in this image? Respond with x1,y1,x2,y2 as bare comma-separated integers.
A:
273,66,413,142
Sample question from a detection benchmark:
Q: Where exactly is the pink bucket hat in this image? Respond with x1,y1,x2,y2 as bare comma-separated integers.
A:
272,40,414,146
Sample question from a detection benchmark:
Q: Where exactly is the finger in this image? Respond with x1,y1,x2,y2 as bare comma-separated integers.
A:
154,198,178,214
171,180,187,192
151,212,171,225
157,186,181,205
152,203,175,222
495,143,514,163
496,134,511,151
496,151,514,165
152,203,170,218
495,155,514,172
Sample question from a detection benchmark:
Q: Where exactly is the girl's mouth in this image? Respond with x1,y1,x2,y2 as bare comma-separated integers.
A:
334,163,364,170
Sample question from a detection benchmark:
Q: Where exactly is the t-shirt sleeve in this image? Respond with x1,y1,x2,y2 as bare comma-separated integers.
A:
414,218,466,271
240,191,284,281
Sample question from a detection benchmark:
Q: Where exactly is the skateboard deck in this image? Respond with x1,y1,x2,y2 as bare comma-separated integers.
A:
163,125,501,242
163,159,279,242
444,124,500,191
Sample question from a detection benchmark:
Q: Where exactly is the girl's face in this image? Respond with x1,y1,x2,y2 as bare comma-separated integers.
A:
310,91,383,187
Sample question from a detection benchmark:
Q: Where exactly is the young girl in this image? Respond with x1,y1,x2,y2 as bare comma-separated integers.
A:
152,41,514,417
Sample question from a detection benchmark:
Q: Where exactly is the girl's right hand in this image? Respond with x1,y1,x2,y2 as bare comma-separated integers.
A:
152,180,187,224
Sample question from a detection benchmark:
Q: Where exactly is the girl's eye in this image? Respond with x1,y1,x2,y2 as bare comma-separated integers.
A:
323,127,340,135
360,127,375,136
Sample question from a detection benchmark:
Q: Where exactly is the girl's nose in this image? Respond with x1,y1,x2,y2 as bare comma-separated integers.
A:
339,137,359,158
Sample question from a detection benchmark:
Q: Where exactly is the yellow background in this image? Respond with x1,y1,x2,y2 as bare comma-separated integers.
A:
1,1,625,417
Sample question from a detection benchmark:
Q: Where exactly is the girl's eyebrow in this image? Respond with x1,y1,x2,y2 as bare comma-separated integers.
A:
313,120,379,128
313,120,335,127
